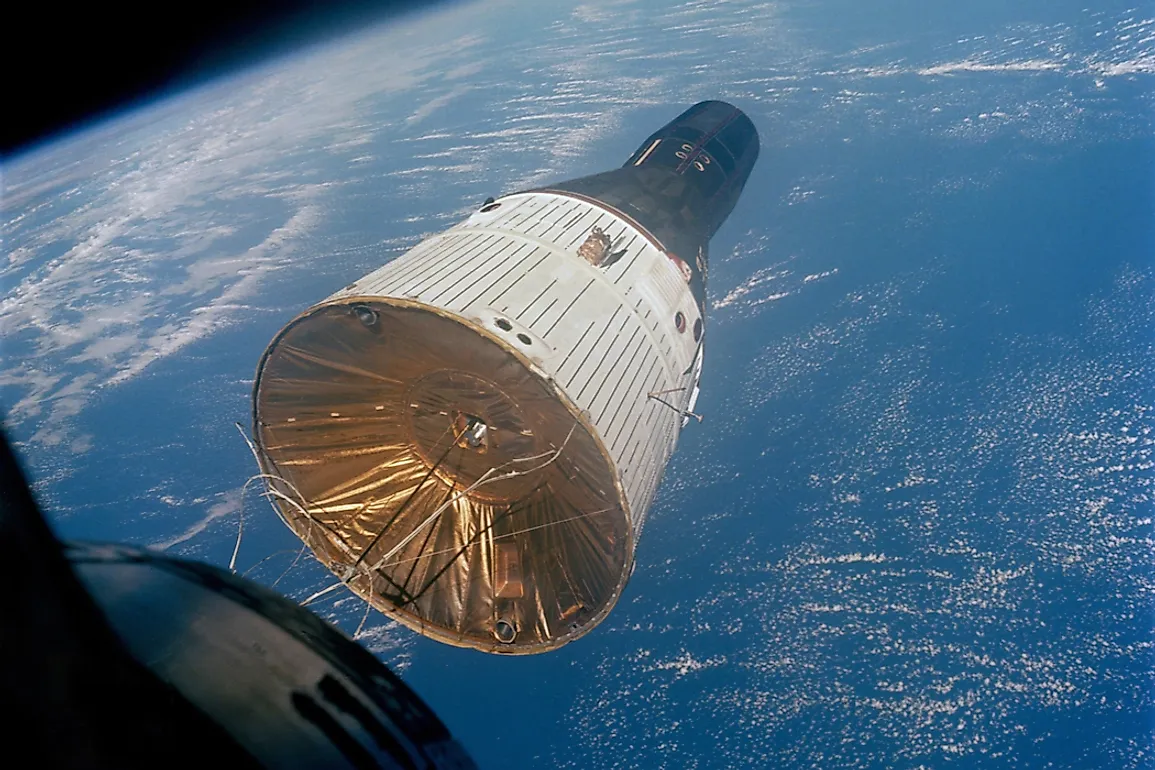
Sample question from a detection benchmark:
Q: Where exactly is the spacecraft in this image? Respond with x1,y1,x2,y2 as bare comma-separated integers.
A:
252,101,759,653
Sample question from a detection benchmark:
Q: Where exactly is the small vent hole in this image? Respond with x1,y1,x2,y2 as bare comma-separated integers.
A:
494,619,517,644
353,304,379,328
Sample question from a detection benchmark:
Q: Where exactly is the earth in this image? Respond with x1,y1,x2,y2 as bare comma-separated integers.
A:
2,0,1153,767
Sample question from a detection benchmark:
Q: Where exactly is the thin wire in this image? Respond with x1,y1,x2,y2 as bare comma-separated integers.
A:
234,423,314,532
241,549,300,578
231,434,313,575
377,504,617,569
646,393,703,423
300,498,611,610
301,578,347,607
302,427,461,608
271,542,310,588
398,495,537,609
229,497,244,573
302,417,583,609
395,418,589,609
347,422,459,575
401,448,462,596
235,422,336,588
366,421,578,573
354,596,373,639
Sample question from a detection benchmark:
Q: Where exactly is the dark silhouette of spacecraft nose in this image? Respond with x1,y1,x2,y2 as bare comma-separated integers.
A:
0,430,475,769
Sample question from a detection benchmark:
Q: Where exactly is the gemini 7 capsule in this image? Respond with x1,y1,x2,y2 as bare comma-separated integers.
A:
252,101,759,653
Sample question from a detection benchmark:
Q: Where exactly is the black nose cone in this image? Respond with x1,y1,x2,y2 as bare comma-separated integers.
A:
624,100,760,238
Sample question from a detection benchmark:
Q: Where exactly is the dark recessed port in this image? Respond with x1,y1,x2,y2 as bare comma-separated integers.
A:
693,317,703,341
516,333,532,346
495,318,512,331
674,311,686,333
480,202,502,213
352,304,379,328
494,619,516,644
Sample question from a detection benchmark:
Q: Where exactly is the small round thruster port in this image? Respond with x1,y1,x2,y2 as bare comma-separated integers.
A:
674,311,686,333
494,618,517,644
516,333,532,346
693,317,703,341
495,318,513,331
352,304,379,328
480,201,502,213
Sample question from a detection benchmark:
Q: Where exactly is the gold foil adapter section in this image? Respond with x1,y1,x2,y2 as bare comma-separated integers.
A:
252,298,630,653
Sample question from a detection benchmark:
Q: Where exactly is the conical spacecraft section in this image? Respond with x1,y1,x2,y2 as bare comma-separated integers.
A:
252,101,759,653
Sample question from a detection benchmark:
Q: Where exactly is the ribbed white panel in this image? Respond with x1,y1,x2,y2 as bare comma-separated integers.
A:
329,192,703,534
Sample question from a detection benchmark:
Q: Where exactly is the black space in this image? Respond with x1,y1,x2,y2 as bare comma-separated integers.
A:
3,0,449,157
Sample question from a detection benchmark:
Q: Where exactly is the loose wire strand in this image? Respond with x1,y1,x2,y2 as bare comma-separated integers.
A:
366,421,578,573
303,421,582,609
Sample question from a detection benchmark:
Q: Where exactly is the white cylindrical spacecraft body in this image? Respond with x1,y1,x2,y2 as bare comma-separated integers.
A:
253,101,758,653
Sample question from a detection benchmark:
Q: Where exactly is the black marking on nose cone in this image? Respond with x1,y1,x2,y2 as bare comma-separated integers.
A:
291,690,380,770
318,675,417,770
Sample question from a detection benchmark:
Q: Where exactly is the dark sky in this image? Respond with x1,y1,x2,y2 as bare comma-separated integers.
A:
3,0,449,156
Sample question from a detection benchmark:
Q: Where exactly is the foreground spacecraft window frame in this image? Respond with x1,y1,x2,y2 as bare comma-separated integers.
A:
252,297,635,654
